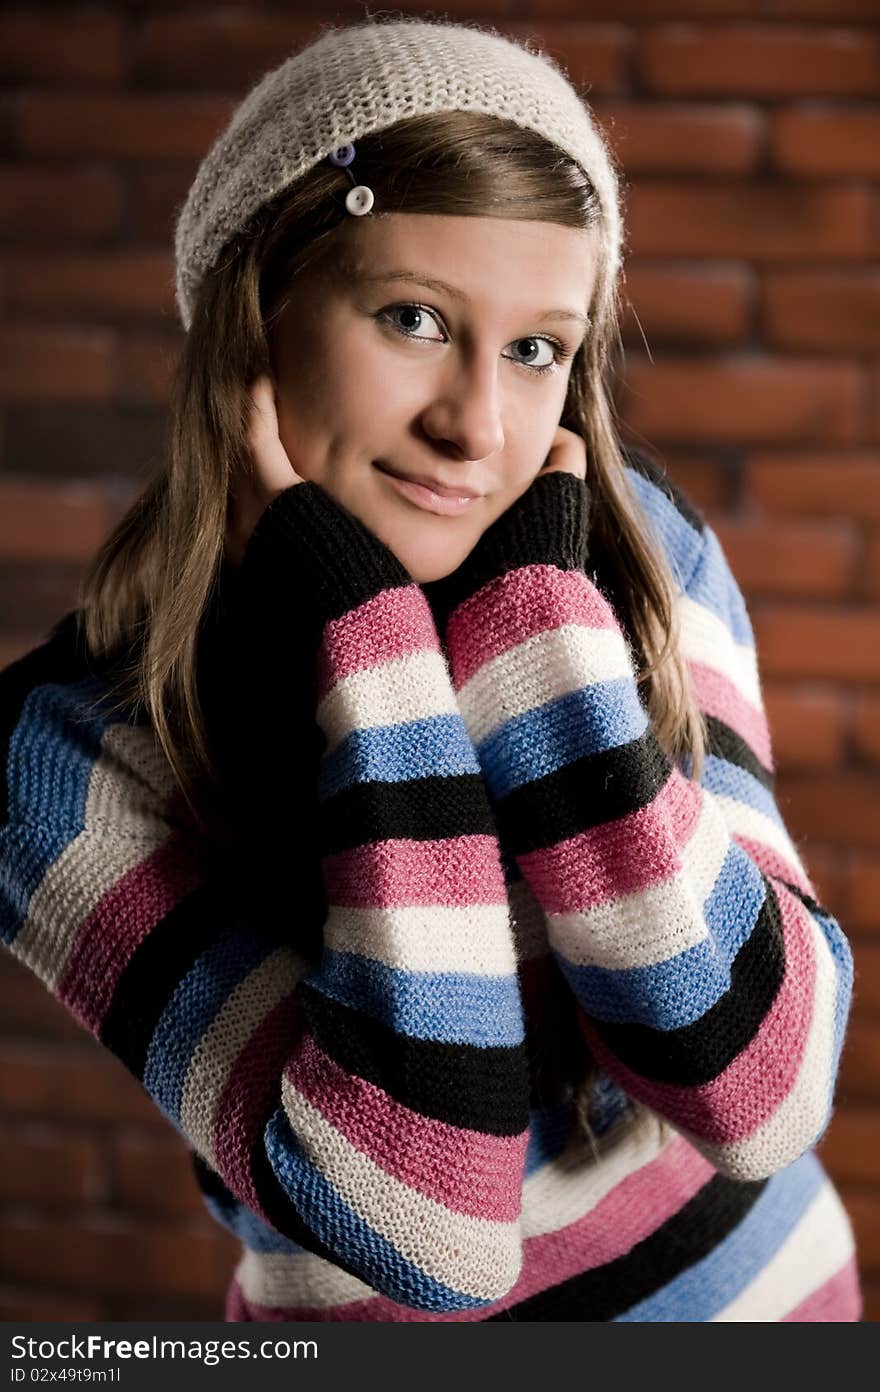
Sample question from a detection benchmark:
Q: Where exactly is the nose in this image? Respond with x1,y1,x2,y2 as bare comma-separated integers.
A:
419,349,505,463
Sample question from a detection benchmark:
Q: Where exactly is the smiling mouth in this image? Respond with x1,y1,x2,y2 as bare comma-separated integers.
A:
373,463,479,517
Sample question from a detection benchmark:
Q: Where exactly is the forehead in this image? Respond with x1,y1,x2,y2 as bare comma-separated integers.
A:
333,213,598,314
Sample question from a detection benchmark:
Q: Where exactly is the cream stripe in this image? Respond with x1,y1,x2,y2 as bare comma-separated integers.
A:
87,723,180,830
546,789,730,970
711,792,811,884
696,912,840,1181
678,593,761,710
322,901,518,976
712,1180,855,1321
279,1075,522,1301
520,1107,675,1239
316,649,461,755
458,625,633,747
234,1244,376,1310
181,945,309,1165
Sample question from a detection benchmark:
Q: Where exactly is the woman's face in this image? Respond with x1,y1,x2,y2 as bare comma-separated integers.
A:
269,213,598,582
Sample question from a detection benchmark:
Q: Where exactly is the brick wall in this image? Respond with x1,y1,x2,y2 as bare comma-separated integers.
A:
1,0,878,1321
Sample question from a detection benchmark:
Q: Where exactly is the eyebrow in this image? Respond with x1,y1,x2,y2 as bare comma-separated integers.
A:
352,268,591,331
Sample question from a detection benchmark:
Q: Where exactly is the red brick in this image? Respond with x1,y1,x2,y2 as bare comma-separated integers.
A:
0,1042,165,1128
0,167,121,239
0,325,115,404
0,564,82,636
745,454,880,522
838,1016,880,1101
0,1286,106,1321
763,271,880,353
854,695,880,763
595,101,761,174
762,684,847,768
529,0,758,13
861,1280,880,1324
767,0,880,18
622,262,753,346
619,355,866,445
15,94,234,160
0,480,114,562
0,1124,104,1206
799,845,847,919
640,25,880,98
627,183,871,261
664,454,735,512
772,108,880,179
134,12,321,88
712,516,856,597
0,955,88,1042
0,1216,237,1300
504,24,631,96
7,250,176,321
853,945,880,1013
863,531,880,601
130,167,194,242
847,857,880,933
115,333,181,404
109,1135,211,1221
776,771,880,849
752,608,880,682
840,1191,880,1275
0,12,123,83
816,1107,880,1188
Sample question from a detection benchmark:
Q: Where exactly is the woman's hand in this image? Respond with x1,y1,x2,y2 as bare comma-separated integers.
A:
224,374,305,569
536,424,588,482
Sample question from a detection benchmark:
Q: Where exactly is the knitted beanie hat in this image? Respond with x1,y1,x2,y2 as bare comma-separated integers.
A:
173,16,623,334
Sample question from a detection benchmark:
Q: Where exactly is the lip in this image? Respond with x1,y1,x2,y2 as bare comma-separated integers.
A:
374,463,480,517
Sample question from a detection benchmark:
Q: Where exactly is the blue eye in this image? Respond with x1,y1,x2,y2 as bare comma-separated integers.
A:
377,303,570,377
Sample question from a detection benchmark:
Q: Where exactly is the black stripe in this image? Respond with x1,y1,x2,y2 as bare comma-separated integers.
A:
318,772,498,854
494,723,672,857
99,869,232,1077
301,982,531,1137
704,713,774,790
488,1170,767,1320
621,445,707,538
589,876,786,1085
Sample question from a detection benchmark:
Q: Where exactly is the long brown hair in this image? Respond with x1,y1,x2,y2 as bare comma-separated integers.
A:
77,107,706,1137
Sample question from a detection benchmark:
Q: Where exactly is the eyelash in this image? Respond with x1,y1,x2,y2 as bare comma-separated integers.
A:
376,302,573,377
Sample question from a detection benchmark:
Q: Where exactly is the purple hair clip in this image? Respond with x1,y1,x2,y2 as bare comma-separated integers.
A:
327,140,374,216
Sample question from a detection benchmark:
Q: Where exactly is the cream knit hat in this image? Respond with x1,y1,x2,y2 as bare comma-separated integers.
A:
173,16,622,333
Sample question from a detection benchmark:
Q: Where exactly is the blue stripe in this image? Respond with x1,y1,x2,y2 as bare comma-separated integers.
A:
199,1189,308,1255
0,821,72,947
625,467,704,594
306,949,525,1047
615,1149,827,1321
477,679,649,800
684,528,755,647
318,713,481,802
143,927,275,1126
701,754,784,828
7,678,111,828
553,844,767,1029
265,1105,495,1313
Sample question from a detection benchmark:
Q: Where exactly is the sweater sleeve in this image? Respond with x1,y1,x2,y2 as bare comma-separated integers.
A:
0,481,531,1314
423,470,854,1182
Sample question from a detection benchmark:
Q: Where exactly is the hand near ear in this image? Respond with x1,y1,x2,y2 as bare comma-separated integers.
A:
225,374,305,569
537,424,588,482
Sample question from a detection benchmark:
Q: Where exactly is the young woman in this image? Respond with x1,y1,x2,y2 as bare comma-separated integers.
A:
0,16,861,1321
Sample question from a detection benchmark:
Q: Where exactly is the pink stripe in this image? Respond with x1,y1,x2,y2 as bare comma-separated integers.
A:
323,834,507,907
447,567,617,689
284,1033,527,1222
580,877,818,1143
734,834,815,900
519,763,702,914
687,659,773,773
316,584,437,699
224,1135,714,1322
212,993,302,1224
781,1254,862,1322
59,835,205,1032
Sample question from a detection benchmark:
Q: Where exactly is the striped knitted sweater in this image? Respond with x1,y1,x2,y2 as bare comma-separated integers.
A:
0,452,861,1321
